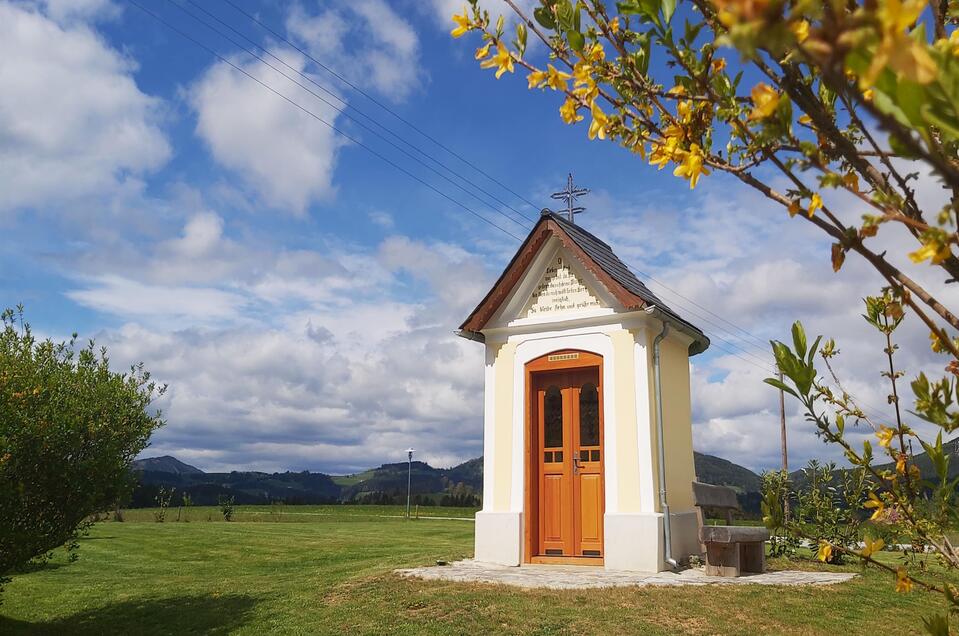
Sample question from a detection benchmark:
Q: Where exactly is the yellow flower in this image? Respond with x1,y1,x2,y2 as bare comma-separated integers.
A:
545,64,572,91
559,97,583,124
816,541,833,562
573,61,593,86
896,453,907,474
451,10,471,38
787,200,801,217
843,172,860,192
673,144,711,189
749,83,781,121
807,193,823,218
527,69,548,89
610,17,621,34
861,537,885,558
649,136,680,170
896,567,913,593
585,42,605,63
480,43,515,79
950,29,959,58
864,491,885,521
876,426,895,448
711,57,727,73
930,330,945,353
909,239,952,264
588,101,609,140
629,136,647,159
862,0,937,86
791,19,810,43
475,41,492,60
798,114,813,125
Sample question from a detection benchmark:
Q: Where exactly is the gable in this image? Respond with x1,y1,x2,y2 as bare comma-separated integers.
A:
521,254,604,319
457,212,709,355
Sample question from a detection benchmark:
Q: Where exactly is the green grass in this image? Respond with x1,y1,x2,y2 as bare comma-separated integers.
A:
329,470,376,487
119,504,478,523
1,507,954,635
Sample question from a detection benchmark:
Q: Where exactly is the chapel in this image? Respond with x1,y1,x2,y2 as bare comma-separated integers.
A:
457,208,709,572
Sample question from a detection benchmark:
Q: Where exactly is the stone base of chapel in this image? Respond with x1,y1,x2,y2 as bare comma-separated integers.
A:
474,511,523,566
474,510,701,572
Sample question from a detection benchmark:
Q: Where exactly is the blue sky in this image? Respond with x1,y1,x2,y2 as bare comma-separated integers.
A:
2,0,952,474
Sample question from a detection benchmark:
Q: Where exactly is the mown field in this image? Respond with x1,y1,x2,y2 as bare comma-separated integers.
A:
0,505,954,635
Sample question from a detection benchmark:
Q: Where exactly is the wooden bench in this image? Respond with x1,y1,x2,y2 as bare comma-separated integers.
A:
692,481,770,577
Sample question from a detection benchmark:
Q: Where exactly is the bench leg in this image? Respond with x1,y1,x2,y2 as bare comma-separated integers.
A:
740,542,765,574
704,542,740,577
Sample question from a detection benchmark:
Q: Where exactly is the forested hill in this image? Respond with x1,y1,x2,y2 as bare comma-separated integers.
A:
130,456,483,508
131,452,763,510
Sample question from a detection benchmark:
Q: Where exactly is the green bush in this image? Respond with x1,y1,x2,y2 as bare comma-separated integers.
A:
0,307,164,585
218,495,235,522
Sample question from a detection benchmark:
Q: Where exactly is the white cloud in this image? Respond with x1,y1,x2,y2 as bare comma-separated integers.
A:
188,48,345,214
76,226,493,473
38,0,118,22
0,2,169,212
67,275,248,324
573,173,957,473
286,0,422,101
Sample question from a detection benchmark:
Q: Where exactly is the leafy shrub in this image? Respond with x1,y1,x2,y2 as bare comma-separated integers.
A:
760,470,800,558
0,307,163,587
793,461,872,564
218,495,235,522
153,487,174,523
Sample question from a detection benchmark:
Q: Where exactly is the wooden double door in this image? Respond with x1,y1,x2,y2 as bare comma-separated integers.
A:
529,358,604,562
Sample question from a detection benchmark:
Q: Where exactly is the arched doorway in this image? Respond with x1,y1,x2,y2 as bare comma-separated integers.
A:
525,350,604,564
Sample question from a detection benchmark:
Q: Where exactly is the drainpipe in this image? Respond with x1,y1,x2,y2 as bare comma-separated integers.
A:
648,307,678,569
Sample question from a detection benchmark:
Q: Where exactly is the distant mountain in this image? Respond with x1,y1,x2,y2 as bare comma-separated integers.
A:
131,440,956,514
130,456,482,508
694,452,761,494
788,435,959,486
132,455,204,475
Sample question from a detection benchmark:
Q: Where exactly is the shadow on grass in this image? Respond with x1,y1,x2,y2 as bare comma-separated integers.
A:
0,593,257,635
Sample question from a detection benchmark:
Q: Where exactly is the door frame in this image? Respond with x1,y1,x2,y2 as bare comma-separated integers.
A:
523,349,605,565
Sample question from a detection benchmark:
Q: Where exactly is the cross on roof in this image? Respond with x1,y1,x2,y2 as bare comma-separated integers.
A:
550,173,589,223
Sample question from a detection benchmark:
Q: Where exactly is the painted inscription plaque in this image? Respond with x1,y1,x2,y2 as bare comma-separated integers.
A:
522,256,603,318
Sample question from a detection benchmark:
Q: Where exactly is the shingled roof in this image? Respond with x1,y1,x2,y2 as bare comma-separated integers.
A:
458,211,709,355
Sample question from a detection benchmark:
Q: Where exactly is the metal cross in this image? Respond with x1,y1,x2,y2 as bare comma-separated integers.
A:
550,173,589,223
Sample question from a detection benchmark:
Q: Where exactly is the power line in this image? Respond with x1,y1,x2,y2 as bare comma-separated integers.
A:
166,0,533,231
199,0,790,367
127,0,526,242
132,0,893,424
133,0,791,381
217,0,543,214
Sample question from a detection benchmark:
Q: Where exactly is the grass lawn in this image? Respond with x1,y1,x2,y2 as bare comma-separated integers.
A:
0,507,953,635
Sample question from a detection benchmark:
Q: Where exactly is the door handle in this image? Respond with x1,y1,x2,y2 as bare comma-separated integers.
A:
572,456,581,475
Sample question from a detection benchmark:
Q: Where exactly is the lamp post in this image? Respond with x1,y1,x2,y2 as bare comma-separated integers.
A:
405,448,415,519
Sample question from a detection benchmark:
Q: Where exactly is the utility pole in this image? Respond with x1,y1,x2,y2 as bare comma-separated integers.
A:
405,448,415,519
778,369,789,521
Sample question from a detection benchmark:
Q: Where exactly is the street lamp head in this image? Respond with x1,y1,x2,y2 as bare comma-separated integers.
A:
405,448,415,461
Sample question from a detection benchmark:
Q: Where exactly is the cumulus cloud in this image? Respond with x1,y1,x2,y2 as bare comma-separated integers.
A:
60,210,490,472
578,173,956,472
0,1,169,212
188,48,345,214
286,0,422,101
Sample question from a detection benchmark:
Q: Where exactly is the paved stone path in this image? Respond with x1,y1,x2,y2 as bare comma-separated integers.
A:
396,559,857,590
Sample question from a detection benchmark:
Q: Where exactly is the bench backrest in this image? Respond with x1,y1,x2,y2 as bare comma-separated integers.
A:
692,481,740,525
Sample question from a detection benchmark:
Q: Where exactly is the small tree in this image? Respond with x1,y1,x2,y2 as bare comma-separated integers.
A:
770,300,959,633
153,486,175,523
218,495,235,522
0,307,164,584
